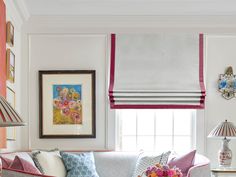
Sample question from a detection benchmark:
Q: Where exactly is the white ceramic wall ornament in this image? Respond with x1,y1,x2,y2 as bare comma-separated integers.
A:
218,66,236,99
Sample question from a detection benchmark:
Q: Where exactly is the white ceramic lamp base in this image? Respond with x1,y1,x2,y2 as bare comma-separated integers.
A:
218,138,232,167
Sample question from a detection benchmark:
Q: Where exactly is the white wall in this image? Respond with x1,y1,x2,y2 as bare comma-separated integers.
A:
28,34,107,150
3,0,26,151
205,35,236,167
21,25,206,153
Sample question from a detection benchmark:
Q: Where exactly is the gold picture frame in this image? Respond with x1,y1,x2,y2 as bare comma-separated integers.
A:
6,87,16,140
6,49,15,83
6,21,14,46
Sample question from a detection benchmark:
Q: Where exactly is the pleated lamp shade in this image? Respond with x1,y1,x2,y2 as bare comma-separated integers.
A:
208,120,236,138
0,96,26,127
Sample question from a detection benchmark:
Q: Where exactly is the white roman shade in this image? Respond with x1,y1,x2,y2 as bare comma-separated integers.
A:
109,34,205,109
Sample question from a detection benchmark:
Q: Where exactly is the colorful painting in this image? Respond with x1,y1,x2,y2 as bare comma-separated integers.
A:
39,70,96,138
53,84,82,124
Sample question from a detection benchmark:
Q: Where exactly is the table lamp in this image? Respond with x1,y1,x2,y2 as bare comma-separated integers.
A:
208,120,236,167
0,95,26,176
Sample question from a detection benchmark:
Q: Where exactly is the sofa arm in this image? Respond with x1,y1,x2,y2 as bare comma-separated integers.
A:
187,163,211,177
2,168,55,177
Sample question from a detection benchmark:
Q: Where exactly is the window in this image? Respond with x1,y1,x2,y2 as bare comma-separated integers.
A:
116,109,196,154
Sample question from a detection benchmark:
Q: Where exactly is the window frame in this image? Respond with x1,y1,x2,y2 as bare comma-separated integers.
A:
115,109,197,153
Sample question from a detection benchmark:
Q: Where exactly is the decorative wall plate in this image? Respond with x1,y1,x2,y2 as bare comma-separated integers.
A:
218,66,236,99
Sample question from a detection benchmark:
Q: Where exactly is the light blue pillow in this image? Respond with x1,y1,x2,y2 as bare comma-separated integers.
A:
60,151,99,177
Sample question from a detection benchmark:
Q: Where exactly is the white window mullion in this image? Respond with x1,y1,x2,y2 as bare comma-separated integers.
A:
191,111,197,149
172,110,175,151
135,111,138,151
117,110,122,151
154,111,157,151
116,109,196,153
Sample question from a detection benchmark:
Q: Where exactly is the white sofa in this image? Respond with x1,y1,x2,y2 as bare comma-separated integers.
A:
2,151,210,177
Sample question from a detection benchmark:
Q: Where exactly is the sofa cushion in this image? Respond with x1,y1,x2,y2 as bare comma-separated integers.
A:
1,156,13,168
9,156,41,174
132,151,171,177
94,152,139,177
32,150,66,177
61,151,99,177
168,150,196,176
1,152,35,166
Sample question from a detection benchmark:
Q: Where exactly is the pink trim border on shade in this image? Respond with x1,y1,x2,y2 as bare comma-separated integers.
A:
109,34,206,109
199,33,206,108
110,104,204,109
109,34,116,108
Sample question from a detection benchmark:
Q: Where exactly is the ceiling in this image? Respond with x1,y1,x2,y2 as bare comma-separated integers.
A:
20,0,236,16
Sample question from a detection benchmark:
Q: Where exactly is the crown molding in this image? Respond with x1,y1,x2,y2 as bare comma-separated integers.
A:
24,15,236,33
8,0,236,21
11,0,30,22
22,0,236,16
3,0,25,28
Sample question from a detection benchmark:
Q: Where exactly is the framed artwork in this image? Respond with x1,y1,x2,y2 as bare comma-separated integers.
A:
6,49,15,83
6,87,16,140
39,70,96,138
6,21,14,46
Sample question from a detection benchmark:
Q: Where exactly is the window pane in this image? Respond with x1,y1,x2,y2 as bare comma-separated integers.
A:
156,110,173,135
174,110,193,135
121,136,136,151
174,136,191,154
155,136,172,153
137,110,154,135
119,109,136,120
120,110,136,135
137,136,154,151
116,109,195,154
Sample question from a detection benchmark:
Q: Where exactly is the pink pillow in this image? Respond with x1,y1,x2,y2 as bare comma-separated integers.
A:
9,156,41,174
168,150,196,176
1,157,13,168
